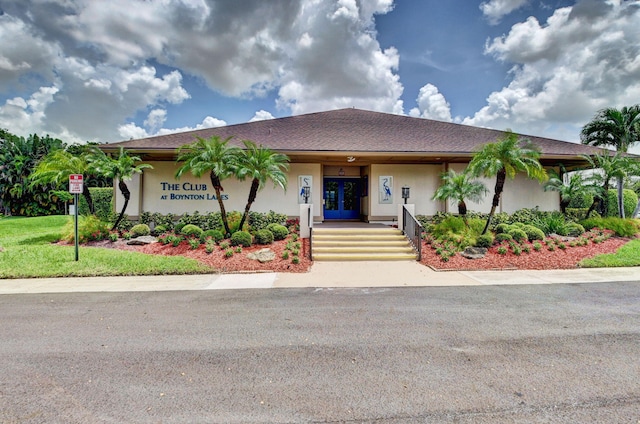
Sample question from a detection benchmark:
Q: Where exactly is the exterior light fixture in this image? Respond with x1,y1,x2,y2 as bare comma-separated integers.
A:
401,186,410,204
302,186,310,203
347,156,356,162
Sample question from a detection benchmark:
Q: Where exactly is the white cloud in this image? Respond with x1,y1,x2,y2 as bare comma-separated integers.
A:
249,110,275,122
276,1,403,115
409,84,452,122
480,0,530,25
465,0,640,141
0,0,403,142
118,113,227,140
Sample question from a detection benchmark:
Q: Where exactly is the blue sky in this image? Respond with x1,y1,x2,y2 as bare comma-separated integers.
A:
0,0,638,150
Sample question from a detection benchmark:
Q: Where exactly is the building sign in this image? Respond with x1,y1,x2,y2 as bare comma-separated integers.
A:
159,182,228,201
298,175,312,203
379,176,393,204
69,174,83,194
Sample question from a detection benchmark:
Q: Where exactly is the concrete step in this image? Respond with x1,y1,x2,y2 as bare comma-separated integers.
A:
311,226,417,261
312,252,418,261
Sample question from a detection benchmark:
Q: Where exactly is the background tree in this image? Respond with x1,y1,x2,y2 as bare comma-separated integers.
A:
175,136,240,237
30,149,97,214
468,131,547,234
91,147,152,230
431,168,488,220
580,152,629,218
581,105,640,217
234,140,289,232
543,167,597,216
0,129,65,216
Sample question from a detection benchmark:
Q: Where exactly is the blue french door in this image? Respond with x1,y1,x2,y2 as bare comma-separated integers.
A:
324,178,360,220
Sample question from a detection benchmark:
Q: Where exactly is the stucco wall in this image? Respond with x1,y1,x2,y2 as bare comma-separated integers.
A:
116,161,322,218
369,164,442,218
447,163,559,214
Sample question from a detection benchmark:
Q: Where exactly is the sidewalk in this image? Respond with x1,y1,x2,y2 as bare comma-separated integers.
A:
1,261,638,294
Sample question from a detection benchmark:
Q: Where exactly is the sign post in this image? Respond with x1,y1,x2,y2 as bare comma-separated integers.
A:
69,174,83,261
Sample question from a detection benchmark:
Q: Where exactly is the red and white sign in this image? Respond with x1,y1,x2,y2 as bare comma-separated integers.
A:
69,174,84,194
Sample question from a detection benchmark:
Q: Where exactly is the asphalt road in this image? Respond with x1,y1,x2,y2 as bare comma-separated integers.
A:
1,282,639,423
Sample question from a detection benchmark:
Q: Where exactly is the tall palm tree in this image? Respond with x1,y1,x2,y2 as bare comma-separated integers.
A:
581,105,640,217
468,131,547,234
234,140,289,232
30,149,96,214
580,152,631,218
175,136,240,237
431,168,488,219
91,147,153,230
543,168,597,216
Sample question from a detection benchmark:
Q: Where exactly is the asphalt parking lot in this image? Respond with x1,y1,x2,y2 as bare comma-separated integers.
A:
1,281,639,423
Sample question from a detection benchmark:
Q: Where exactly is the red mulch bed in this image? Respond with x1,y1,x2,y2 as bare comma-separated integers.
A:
82,232,632,273
84,236,312,273
421,236,631,271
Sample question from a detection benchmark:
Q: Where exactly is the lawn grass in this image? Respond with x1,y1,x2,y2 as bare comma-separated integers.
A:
0,215,214,278
579,238,640,268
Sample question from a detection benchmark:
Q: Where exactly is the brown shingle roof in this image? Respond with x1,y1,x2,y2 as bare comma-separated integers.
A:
103,108,604,159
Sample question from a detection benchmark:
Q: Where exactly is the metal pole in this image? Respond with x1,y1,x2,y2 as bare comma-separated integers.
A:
74,192,79,261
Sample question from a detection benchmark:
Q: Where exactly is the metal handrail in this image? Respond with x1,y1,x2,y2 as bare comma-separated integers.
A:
402,206,423,261
308,205,313,261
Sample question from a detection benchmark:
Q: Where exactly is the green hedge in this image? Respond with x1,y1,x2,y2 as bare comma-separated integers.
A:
78,187,113,221
606,189,638,218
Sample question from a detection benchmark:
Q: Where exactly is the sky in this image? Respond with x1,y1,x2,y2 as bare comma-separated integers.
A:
0,0,639,151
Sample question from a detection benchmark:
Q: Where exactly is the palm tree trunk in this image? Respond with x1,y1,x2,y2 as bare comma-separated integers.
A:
482,170,505,235
585,197,600,219
560,199,569,216
210,171,231,237
111,180,129,231
82,185,94,215
617,177,625,218
633,199,640,218
238,179,259,233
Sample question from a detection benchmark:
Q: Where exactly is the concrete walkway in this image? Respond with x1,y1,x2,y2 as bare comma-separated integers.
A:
1,261,638,294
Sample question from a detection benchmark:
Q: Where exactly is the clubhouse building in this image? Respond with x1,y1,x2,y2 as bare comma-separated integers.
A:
101,108,603,223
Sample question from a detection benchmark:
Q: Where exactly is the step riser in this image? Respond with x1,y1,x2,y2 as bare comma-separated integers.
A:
311,227,417,261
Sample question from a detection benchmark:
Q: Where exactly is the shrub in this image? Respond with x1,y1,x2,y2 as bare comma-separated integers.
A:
230,230,252,247
108,232,119,242
532,212,568,235
152,224,167,236
282,251,290,260
266,223,289,240
495,223,510,234
62,214,110,243
248,210,288,231
123,231,132,240
564,222,585,237
181,224,203,238
580,217,639,237
522,224,545,241
224,248,234,258
475,233,494,248
205,241,215,254
200,229,224,244
510,208,541,225
606,189,638,218
292,256,300,264
507,228,528,243
495,233,513,243
532,241,542,251
497,246,507,255
254,229,274,245
219,241,230,250
130,223,151,237
174,222,186,234
188,238,200,250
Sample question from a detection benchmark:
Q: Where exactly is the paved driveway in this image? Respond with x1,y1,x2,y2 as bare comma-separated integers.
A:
1,282,639,423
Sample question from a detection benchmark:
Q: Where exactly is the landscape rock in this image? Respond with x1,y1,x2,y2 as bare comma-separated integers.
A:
127,236,157,245
461,246,487,260
247,248,276,263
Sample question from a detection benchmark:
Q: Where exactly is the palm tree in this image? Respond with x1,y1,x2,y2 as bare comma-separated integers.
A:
91,147,153,230
468,131,547,234
431,168,488,219
581,105,640,217
542,168,597,216
234,140,289,232
30,149,97,214
580,152,629,218
175,136,240,237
